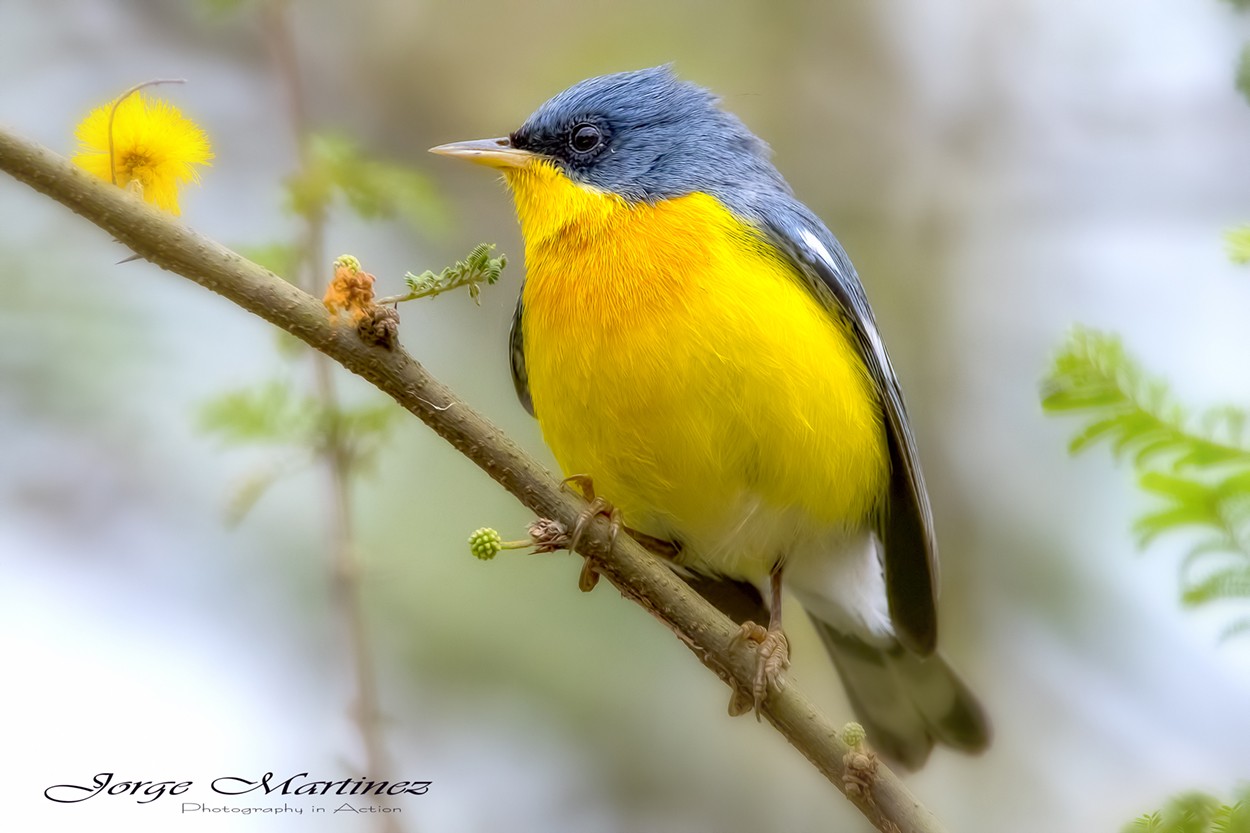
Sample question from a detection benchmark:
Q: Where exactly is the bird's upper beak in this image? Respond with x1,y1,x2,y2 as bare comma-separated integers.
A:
429,137,536,169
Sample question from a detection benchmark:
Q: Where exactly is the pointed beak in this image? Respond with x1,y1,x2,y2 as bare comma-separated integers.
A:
429,137,537,169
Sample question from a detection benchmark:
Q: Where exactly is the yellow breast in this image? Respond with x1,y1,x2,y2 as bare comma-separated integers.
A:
504,161,888,578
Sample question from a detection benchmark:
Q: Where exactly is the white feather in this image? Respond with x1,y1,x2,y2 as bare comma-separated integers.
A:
798,227,888,361
784,531,896,645
799,228,840,278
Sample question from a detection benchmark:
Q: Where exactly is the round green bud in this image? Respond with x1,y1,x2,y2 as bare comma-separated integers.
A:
468,527,503,560
839,722,867,748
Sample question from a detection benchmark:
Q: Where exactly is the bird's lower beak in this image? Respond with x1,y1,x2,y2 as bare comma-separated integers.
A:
429,137,536,170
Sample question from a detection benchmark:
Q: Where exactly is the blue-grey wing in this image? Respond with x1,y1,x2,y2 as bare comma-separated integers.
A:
760,207,939,656
509,289,535,417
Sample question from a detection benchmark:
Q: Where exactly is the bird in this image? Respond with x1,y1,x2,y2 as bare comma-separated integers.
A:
431,65,989,769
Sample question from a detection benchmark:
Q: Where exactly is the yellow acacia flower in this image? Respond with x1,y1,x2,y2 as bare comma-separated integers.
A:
72,93,213,215
323,255,378,322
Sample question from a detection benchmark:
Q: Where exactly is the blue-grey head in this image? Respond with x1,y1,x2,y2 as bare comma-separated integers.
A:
430,66,791,206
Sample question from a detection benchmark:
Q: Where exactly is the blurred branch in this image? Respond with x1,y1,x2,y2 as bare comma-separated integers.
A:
260,4,400,831
0,127,946,833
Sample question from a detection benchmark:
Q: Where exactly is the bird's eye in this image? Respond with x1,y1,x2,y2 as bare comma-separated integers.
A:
569,123,603,154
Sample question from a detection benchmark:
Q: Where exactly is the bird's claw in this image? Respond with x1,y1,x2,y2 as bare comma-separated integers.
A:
577,560,600,592
561,475,621,593
728,621,790,719
560,473,597,501
568,496,621,553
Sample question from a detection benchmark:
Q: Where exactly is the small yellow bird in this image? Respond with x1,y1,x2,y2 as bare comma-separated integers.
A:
433,66,988,768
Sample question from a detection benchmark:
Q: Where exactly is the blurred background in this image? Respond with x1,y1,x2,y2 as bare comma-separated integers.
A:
4,1,1250,831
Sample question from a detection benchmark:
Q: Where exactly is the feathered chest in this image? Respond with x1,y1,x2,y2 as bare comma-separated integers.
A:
510,177,888,551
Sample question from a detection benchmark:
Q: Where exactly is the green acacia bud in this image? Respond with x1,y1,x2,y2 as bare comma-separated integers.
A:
468,527,503,560
839,722,866,748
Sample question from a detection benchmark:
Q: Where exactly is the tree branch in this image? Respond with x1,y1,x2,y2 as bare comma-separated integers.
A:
0,126,947,833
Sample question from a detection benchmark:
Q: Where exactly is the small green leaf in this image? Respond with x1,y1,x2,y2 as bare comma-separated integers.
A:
1237,44,1250,108
1067,415,1128,453
237,242,301,281
1218,616,1250,643
1135,506,1220,546
198,380,319,447
1179,541,1242,586
1124,791,1250,833
225,459,307,526
1126,812,1162,833
1182,566,1250,606
292,133,445,231
1138,472,1213,502
197,0,253,18
199,381,399,465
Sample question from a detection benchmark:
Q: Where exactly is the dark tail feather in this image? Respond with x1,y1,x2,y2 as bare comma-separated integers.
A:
809,617,990,770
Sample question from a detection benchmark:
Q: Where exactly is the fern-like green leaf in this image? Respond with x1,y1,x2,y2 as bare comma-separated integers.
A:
1041,329,1250,471
1043,327,1250,637
1040,329,1250,471
1130,812,1164,832
402,243,508,305
1219,617,1250,643
1180,542,1243,589
1182,566,1250,606
1123,793,1223,833
1126,788,1250,833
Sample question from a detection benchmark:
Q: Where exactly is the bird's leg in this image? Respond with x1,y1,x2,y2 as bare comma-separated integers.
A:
560,474,622,592
729,564,790,718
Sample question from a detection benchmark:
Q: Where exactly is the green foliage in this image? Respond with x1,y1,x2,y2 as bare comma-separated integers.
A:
236,242,301,281
1041,329,1250,467
1238,46,1250,108
199,380,318,446
1124,788,1250,833
285,133,443,231
1226,225,1250,265
200,379,398,452
196,0,254,18
1041,327,1250,639
402,242,507,304
198,380,399,521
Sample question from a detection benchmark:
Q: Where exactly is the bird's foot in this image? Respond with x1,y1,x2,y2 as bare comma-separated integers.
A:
560,473,599,502
560,475,622,592
728,621,790,719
